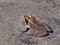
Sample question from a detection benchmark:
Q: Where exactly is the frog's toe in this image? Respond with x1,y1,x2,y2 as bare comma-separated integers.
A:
47,30,53,33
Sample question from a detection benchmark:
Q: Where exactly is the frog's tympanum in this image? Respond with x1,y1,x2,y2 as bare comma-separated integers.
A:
22,15,53,37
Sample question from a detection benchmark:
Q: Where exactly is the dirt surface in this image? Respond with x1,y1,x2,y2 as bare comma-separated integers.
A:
0,0,60,45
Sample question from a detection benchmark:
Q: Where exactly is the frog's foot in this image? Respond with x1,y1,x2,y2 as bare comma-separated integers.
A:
26,30,49,37
43,23,53,33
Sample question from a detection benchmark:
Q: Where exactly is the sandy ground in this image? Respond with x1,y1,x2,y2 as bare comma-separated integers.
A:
0,0,60,45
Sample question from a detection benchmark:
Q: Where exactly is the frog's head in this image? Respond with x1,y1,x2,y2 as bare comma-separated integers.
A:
23,15,33,20
23,15,32,25
23,15,35,23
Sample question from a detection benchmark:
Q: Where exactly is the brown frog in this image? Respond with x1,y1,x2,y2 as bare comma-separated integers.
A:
22,15,53,37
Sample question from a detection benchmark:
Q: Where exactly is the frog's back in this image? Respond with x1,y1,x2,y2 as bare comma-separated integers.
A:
27,16,41,28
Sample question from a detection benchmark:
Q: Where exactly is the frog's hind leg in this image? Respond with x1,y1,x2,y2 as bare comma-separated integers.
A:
43,23,53,33
40,31,49,37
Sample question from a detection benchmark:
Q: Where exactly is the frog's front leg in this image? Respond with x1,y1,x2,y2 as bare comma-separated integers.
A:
21,25,30,33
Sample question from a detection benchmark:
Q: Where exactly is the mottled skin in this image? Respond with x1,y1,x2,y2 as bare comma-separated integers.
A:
23,15,40,28
22,15,53,37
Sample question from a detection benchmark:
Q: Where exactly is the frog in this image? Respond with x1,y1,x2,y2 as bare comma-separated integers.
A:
22,15,53,37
